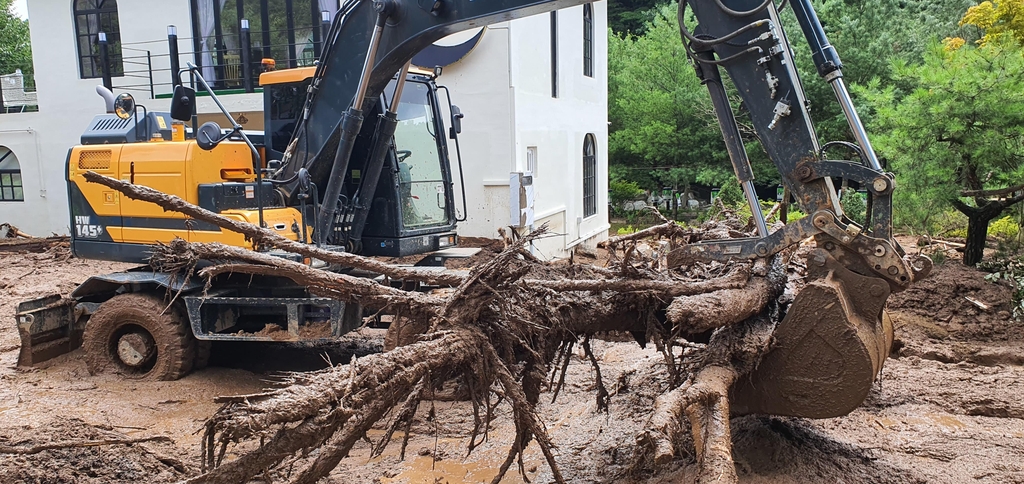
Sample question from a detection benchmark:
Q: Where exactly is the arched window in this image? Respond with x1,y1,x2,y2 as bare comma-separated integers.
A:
583,3,594,78
0,146,24,202
583,134,597,217
73,0,124,79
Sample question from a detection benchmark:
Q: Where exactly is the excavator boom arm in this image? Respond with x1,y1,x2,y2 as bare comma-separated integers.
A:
267,0,929,419
281,0,924,285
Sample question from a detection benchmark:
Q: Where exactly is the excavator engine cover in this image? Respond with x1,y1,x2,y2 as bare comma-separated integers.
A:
730,249,894,418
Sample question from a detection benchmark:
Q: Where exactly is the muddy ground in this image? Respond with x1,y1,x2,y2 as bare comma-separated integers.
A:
1,240,1023,483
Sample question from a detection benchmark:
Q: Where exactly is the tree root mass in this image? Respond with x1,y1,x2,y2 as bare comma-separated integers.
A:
85,172,818,483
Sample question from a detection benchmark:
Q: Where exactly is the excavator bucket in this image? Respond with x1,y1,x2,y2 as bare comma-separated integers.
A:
15,295,82,367
731,249,894,418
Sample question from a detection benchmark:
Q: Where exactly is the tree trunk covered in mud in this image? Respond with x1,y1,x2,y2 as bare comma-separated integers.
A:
952,193,1024,266
84,172,794,484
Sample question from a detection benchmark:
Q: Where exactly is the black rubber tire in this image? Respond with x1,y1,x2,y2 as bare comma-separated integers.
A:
83,293,196,380
194,340,212,370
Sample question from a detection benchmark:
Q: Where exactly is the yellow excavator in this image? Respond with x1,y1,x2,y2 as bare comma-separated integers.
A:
18,0,929,420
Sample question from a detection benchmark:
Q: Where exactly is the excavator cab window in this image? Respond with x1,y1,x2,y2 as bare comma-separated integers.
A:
391,81,450,229
265,78,313,157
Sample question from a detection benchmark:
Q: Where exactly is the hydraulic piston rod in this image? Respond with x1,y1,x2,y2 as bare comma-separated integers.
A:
316,0,395,243
788,0,882,172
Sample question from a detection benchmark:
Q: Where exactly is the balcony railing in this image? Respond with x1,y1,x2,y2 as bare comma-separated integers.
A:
100,21,331,100
1,70,39,114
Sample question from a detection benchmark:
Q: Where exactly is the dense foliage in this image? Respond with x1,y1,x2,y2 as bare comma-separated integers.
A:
857,40,1024,230
789,0,974,142
607,0,663,35
0,0,32,86
852,1,1024,266
607,0,974,196
958,0,1024,46
608,4,729,196
607,0,1024,263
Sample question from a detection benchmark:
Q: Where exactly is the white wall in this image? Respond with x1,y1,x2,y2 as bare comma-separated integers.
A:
0,0,609,259
437,23,516,241
438,4,609,258
508,3,609,258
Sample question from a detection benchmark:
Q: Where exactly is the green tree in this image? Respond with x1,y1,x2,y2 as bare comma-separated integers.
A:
608,3,736,200
717,180,744,207
608,179,645,215
784,0,974,143
0,0,32,87
858,39,1024,265
958,0,1024,46
839,187,867,225
607,0,665,35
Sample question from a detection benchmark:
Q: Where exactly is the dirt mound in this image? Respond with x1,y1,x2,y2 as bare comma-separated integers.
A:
888,260,1019,342
729,416,922,483
885,257,1024,369
444,236,505,269
0,417,191,483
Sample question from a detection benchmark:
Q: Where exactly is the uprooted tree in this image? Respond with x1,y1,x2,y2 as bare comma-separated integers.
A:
85,171,811,483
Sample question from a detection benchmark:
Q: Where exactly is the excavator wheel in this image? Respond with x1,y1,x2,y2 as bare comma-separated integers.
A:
194,340,213,371
83,293,196,380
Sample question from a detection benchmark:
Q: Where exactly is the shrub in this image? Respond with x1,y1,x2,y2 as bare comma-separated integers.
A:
839,188,867,226
616,225,638,235
609,180,645,215
928,209,969,239
716,181,744,207
724,198,805,228
988,215,1020,240
979,256,1024,318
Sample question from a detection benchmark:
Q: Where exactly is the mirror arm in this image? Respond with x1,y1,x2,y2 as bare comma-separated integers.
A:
186,62,265,228
134,104,147,142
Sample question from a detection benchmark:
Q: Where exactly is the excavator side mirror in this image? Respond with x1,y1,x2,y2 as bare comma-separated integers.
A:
113,93,136,120
449,105,463,139
196,122,223,151
170,85,196,122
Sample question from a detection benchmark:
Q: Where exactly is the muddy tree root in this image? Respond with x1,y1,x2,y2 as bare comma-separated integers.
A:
0,436,173,455
82,171,463,287
86,174,802,483
644,259,786,484
665,270,773,333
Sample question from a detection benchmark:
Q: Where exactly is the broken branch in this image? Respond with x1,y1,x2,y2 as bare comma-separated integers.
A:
0,436,173,455
82,171,464,287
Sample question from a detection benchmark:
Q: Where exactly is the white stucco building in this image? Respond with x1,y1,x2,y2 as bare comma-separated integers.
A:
0,0,608,259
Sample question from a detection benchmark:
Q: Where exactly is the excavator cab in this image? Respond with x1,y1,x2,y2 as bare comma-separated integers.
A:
359,75,460,256
18,64,469,369
261,67,316,161
260,67,461,256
